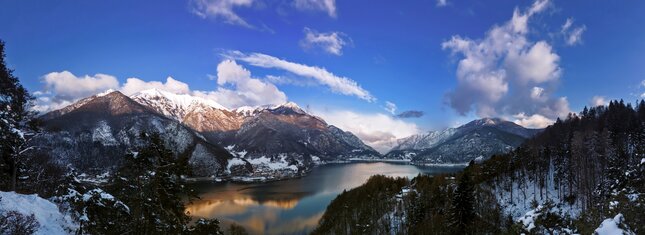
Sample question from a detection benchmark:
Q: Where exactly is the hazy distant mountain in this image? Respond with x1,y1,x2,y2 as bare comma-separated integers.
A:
385,118,541,164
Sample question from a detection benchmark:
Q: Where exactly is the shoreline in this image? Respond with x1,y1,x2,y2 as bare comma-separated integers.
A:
184,159,468,183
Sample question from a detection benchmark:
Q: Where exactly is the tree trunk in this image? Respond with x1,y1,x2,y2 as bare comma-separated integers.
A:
11,157,17,192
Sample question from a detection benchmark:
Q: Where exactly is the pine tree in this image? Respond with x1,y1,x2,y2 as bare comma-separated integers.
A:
108,132,196,234
54,169,131,234
0,40,40,192
449,169,476,234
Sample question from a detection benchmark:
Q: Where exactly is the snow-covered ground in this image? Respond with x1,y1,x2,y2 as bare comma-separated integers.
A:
491,169,581,221
0,191,76,235
594,214,635,235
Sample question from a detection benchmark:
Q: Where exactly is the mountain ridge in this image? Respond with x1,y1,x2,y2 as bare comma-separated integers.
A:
385,117,541,164
38,89,379,180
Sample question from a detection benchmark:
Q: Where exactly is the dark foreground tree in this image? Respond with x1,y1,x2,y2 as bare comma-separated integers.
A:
449,168,475,234
0,40,40,192
108,132,195,234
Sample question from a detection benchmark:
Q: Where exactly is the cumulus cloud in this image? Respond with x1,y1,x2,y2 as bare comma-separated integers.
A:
35,71,120,111
121,77,191,96
312,108,420,153
384,101,397,115
442,0,570,127
590,96,608,107
225,51,375,102
190,0,255,28
513,113,553,129
194,60,287,108
396,110,424,118
561,18,586,46
42,71,119,100
437,0,448,7
293,0,336,18
300,27,350,56
34,59,290,112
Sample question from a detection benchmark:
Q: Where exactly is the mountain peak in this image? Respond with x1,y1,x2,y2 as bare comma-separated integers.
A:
233,102,306,116
278,101,301,109
130,89,230,121
469,117,506,126
134,88,228,111
270,101,306,115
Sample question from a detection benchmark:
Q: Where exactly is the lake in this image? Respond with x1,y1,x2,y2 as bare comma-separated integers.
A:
185,162,463,235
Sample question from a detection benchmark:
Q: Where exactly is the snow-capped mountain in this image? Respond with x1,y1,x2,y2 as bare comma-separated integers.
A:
130,88,228,121
126,89,379,162
390,128,458,151
38,91,233,177
39,89,379,180
385,118,541,164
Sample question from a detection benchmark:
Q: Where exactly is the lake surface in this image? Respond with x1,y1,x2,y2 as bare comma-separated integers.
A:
185,162,463,235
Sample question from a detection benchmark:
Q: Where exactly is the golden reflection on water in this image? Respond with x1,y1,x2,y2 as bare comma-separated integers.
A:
185,197,300,217
185,162,464,235
185,193,318,234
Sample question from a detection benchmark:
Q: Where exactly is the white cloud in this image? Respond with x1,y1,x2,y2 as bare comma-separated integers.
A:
505,41,561,84
436,0,448,7
42,71,119,100
513,113,554,128
120,76,191,96
313,108,420,153
561,18,573,32
384,101,397,115
190,0,255,28
530,86,546,101
225,51,375,102
35,60,288,112
300,27,350,56
590,96,608,107
566,26,586,46
561,18,586,46
293,0,336,18
194,60,287,108
442,0,570,123
36,71,119,111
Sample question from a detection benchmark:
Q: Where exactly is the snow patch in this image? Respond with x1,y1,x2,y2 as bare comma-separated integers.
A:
0,191,77,235
91,120,117,146
595,214,635,235
227,158,247,172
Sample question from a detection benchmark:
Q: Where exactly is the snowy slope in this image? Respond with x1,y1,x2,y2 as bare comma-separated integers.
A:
131,88,228,121
0,191,76,235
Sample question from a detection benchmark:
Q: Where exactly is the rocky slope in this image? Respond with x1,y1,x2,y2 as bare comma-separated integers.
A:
38,91,232,177
130,89,380,163
39,89,378,180
385,118,541,164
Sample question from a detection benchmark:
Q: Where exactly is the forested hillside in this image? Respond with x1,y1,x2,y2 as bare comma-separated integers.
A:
315,100,645,234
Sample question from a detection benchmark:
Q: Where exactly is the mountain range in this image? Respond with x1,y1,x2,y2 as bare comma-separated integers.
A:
37,89,379,180
36,88,541,179
384,118,542,164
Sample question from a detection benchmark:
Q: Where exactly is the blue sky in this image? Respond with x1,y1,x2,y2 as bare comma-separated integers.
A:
1,0,645,151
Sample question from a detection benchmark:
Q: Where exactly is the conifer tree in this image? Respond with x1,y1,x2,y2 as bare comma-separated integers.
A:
109,132,195,234
449,168,475,234
0,40,40,192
